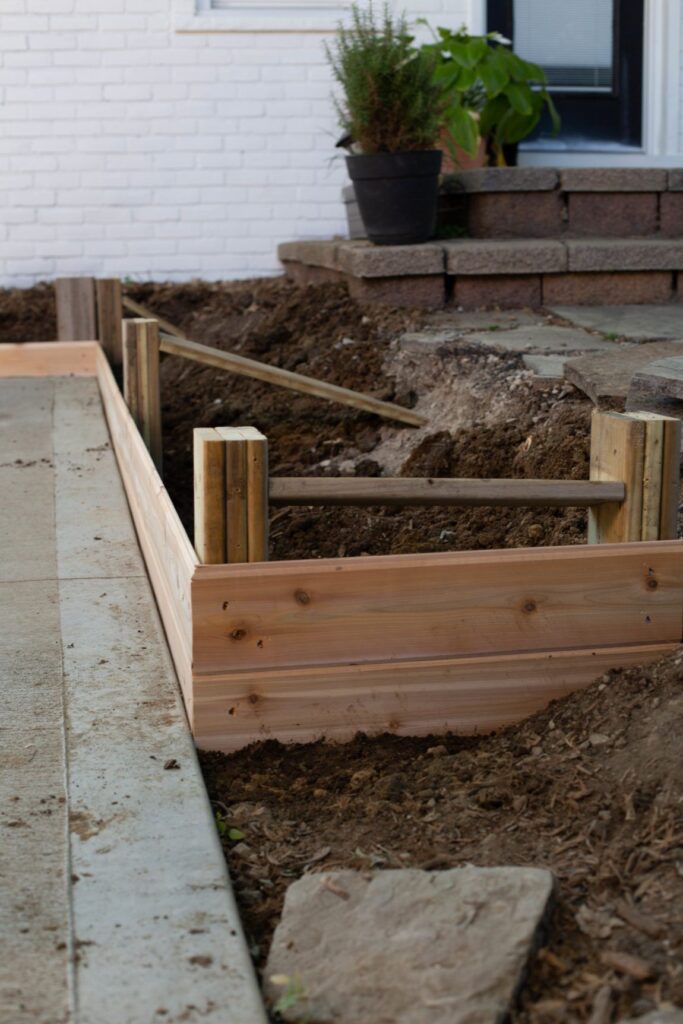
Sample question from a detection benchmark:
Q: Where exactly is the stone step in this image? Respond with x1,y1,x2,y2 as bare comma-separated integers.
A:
279,237,683,309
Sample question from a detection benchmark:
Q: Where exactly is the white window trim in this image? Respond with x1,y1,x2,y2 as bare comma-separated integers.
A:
174,0,352,33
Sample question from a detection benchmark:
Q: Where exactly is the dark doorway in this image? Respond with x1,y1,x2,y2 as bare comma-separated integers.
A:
487,0,644,149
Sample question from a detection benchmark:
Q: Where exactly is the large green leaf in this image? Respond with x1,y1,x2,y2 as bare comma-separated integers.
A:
504,82,534,115
479,54,509,96
446,105,480,155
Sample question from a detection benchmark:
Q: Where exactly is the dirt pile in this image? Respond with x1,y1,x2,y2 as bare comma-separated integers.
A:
202,648,683,1023
0,283,56,342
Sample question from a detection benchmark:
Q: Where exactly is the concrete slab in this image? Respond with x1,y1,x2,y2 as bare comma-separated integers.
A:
564,340,683,405
549,305,683,342
627,355,683,416
467,324,617,355
0,377,267,1024
522,354,567,378
424,309,544,331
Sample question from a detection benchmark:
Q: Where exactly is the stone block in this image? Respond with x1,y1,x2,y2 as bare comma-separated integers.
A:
627,355,683,416
546,303,683,341
659,192,683,237
567,239,683,272
264,867,555,1024
446,239,566,275
467,191,564,238
560,168,668,192
564,340,683,404
277,240,339,271
444,167,559,193
468,324,616,355
281,261,343,287
543,271,673,305
667,169,683,191
451,273,542,309
568,193,658,236
336,241,444,278
347,273,445,309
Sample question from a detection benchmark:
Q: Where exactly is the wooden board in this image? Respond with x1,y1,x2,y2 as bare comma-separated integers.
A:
269,477,625,508
193,428,226,565
192,642,677,751
95,278,123,366
55,277,97,341
0,341,99,378
95,348,197,707
660,416,682,539
191,542,683,677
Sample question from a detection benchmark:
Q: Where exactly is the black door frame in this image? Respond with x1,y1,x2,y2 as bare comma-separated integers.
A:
487,0,644,148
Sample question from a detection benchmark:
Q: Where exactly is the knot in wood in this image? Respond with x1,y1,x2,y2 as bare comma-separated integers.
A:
229,628,247,641
522,599,537,614
646,578,658,590
295,589,311,605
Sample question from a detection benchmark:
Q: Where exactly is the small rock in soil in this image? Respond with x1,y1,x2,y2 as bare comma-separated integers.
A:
264,866,554,1024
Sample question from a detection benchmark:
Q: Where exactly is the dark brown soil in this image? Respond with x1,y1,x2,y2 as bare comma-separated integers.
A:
124,278,593,559
0,282,56,342
202,648,683,1023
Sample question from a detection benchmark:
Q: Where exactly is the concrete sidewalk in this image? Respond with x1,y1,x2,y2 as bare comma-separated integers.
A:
0,377,266,1024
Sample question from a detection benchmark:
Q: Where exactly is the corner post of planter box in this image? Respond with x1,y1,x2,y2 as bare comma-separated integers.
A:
194,428,227,564
95,277,123,367
589,409,680,543
122,318,162,473
55,277,97,341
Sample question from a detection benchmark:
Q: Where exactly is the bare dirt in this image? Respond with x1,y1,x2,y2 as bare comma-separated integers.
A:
4,278,681,1022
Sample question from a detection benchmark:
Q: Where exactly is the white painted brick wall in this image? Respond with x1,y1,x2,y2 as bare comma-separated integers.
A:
0,0,474,286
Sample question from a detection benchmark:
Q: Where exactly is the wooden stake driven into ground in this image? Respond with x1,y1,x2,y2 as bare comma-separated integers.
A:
123,319,162,472
160,334,426,428
55,277,97,342
193,426,268,564
95,278,123,366
589,409,681,543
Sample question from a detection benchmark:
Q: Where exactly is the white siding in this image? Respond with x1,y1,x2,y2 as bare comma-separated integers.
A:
0,0,473,286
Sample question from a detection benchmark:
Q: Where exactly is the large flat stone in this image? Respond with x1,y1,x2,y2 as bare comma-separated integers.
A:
564,340,683,405
445,239,566,275
548,304,683,341
560,168,668,192
336,241,444,278
627,355,683,415
443,167,559,193
522,354,567,378
264,866,554,1024
277,240,339,270
467,324,616,355
567,239,683,272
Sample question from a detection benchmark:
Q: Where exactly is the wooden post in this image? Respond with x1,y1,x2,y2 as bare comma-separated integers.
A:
242,427,269,562
122,318,162,472
95,278,123,366
55,277,96,341
193,428,226,564
215,428,248,563
589,409,680,543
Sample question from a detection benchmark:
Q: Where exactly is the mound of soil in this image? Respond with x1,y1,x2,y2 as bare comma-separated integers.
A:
202,648,683,1023
0,282,56,342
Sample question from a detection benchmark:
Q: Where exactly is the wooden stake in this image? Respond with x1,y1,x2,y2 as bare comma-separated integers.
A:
55,277,96,341
95,278,123,366
216,428,249,563
659,416,682,540
123,319,162,472
159,334,426,428
631,412,665,542
193,428,226,565
240,427,269,562
589,410,646,543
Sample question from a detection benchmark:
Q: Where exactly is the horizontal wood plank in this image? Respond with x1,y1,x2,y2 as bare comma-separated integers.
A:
269,477,626,508
0,341,99,378
193,642,677,751
192,542,683,676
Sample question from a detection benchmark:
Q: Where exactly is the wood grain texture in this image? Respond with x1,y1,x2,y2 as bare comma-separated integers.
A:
95,278,123,366
192,642,677,751
193,428,226,565
96,347,197,708
589,411,646,543
191,542,683,677
122,321,140,423
241,427,269,562
136,320,162,472
660,416,682,540
215,428,249,563
55,277,96,341
0,341,99,378
269,477,626,508
631,413,665,542
159,334,427,427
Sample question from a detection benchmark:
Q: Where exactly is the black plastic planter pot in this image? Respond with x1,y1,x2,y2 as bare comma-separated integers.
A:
346,150,442,246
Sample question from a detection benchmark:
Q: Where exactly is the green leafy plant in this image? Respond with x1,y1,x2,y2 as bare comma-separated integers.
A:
325,4,447,153
420,25,560,165
214,811,245,843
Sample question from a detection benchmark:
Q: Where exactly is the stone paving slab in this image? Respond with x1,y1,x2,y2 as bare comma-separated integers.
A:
0,377,267,1024
549,305,683,341
265,867,555,1024
467,324,617,355
627,356,683,416
564,341,683,405
522,354,567,378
